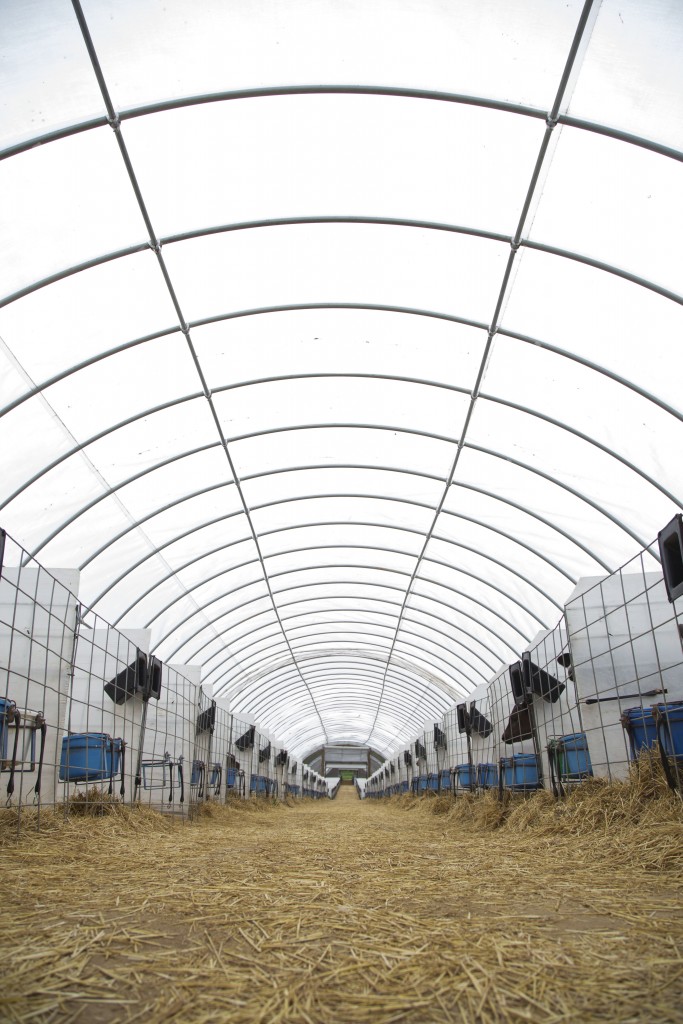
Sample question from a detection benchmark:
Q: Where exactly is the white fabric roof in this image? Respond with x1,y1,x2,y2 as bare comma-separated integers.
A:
1,0,681,759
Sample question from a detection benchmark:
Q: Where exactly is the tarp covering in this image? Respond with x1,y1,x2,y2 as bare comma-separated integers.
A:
1,0,681,759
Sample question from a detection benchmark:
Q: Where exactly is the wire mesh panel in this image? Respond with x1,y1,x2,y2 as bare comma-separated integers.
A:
230,714,255,799
67,615,150,807
565,540,683,787
485,665,543,795
286,756,302,798
0,531,80,816
135,664,199,816
442,707,467,791
462,682,497,794
397,747,410,792
522,623,587,797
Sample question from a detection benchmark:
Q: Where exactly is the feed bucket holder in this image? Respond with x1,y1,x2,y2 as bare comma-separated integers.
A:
476,762,498,789
141,753,185,804
652,702,683,791
621,706,658,760
59,733,126,796
209,762,222,795
191,759,206,797
499,753,540,794
1,699,47,801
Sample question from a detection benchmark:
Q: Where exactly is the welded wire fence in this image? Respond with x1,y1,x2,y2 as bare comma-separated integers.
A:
367,520,683,800
0,529,309,834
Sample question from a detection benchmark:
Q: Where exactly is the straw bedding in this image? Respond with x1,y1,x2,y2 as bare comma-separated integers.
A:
0,764,681,1024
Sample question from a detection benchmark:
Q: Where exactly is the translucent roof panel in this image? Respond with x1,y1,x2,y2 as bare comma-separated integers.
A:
1,0,681,761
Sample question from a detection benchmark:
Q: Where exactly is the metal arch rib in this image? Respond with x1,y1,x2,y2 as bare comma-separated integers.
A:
3,304,682,432
2,218,682,316
2,85,681,166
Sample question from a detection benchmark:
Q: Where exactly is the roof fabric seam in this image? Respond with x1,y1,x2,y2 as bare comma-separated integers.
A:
70,0,329,741
369,0,599,749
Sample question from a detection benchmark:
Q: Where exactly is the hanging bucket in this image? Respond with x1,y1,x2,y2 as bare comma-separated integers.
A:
476,762,498,789
59,733,122,782
621,706,658,760
439,768,451,790
250,775,267,795
427,773,439,791
557,732,592,779
0,698,17,766
453,763,476,789
652,702,683,759
190,760,206,787
226,766,237,788
501,753,540,791
417,774,428,792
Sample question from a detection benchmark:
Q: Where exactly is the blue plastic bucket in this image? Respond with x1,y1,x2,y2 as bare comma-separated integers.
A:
0,698,16,764
209,762,221,787
250,775,267,794
417,774,428,792
439,768,451,790
557,732,592,778
502,753,540,791
621,706,658,760
59,733,122,782
225,766,237,788
476,762,498,789
427,773,439,791
453,763,476,789
400,780,409,793
191,760,205,786
653,702,683,759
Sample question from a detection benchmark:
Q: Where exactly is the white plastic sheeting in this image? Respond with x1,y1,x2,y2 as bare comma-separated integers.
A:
1,0,681,760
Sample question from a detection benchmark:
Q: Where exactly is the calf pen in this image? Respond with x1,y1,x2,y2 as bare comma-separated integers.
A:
1,523,682,1022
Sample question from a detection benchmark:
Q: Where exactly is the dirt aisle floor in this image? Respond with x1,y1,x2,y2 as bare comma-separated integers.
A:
1,782,682,1024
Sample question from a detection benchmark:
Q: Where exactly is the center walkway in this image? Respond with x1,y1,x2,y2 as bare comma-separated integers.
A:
2,786,681,1023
